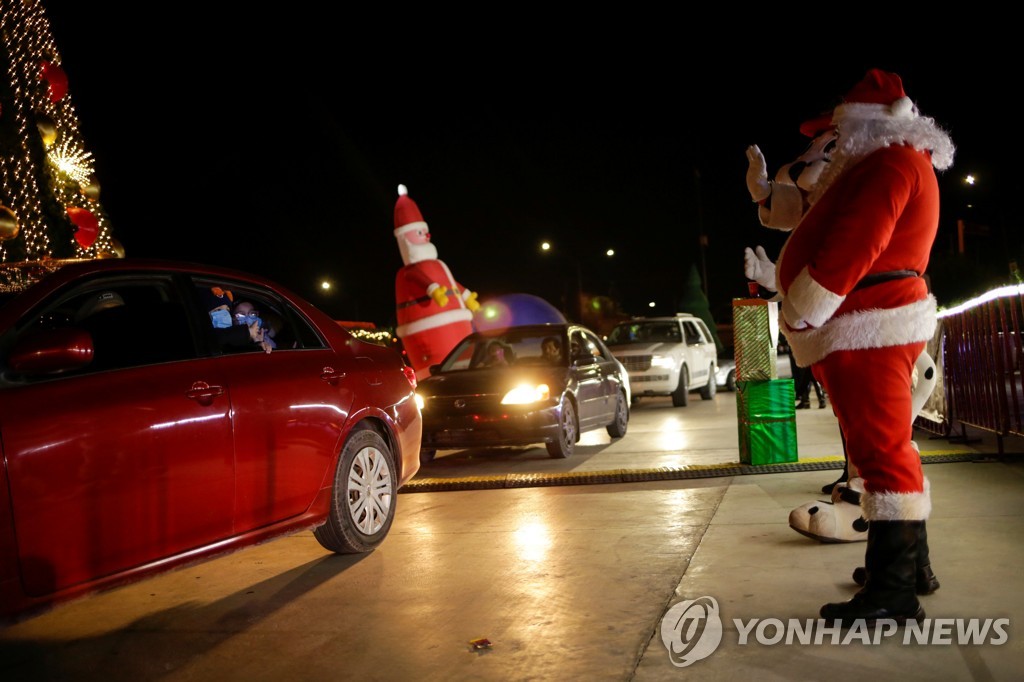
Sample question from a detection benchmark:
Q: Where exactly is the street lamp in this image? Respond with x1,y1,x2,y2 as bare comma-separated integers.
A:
540,240,584,322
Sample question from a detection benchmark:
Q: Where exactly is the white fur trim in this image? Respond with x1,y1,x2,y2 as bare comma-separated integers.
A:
784,267,845,328
787,296,936,367
833,98,917,124
394,220,427,237
396,308,473,337
861,478,931,521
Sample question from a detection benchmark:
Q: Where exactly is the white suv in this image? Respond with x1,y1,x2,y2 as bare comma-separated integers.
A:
605,314,718,407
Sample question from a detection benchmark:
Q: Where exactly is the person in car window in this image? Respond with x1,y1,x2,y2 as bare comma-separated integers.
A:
541,337,562,363
233,300,276,350
203,287,271,353
482,341,510,367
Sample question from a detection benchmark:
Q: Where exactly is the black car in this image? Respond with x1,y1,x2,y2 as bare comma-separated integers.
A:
417,323,630,462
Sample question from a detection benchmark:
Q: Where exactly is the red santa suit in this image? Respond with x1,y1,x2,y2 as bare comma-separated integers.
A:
777,69,955,625
393,185,479,379
777,73,956,517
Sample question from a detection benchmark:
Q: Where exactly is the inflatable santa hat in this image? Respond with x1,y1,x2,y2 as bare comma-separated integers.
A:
394,184,427,237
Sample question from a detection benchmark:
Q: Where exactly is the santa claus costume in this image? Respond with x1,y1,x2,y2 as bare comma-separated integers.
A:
775,69,955,625
393,184,479,379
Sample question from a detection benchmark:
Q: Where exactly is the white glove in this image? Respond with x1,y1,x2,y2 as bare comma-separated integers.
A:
745,145,771,202
743,246,776,290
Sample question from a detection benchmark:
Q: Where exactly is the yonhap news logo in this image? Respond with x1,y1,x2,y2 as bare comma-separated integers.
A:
659,596,724,667
659,596,1009,667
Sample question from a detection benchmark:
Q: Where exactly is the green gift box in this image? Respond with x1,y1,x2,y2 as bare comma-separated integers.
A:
736,379,798,465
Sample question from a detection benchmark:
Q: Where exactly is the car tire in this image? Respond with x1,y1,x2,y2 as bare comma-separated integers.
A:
671,365,689,407
419,448,436,466
700,364,717,400
725,369,736,392
546,397,577,458
313,427,397,554
606,390,629,438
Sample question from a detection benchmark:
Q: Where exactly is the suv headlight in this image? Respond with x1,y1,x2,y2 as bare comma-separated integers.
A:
651,355,676,369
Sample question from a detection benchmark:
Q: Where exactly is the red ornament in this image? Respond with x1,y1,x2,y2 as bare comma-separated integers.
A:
40,61,68,103
67,207,99,248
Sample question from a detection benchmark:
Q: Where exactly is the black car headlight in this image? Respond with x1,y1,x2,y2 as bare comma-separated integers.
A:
501,383,551,405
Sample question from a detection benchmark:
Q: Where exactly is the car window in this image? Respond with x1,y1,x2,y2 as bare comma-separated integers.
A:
190,279,326,353
439,339,477,371
683,321,704,345
5,276,198,379
580,330,612,361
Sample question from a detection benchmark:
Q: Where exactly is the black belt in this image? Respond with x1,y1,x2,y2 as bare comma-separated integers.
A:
397,294,432,310
396,287,463,310
852,270,919,292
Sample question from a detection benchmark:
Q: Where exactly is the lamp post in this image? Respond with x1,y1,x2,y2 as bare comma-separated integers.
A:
540,240,583,322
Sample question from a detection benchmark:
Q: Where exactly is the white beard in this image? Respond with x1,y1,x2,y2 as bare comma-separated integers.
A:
808,114,955,206
399,238,438,265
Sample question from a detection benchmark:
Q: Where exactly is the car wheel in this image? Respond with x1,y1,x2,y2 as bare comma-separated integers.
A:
700,364,717,400
725,369,736,392
419,448,436,466
606,390,629,438
671,365,689,407
546,397,577,458
313,427,397,554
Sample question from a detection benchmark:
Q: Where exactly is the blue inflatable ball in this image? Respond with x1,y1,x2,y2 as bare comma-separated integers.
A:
473,293,566,331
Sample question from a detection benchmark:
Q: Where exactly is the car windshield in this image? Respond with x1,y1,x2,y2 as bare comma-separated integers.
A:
606,321,680,345
439,329,566,371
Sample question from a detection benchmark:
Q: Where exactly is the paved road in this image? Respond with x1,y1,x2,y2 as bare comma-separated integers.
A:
2,392,1015,681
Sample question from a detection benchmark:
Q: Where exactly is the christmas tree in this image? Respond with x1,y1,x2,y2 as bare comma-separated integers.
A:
0,0,120,292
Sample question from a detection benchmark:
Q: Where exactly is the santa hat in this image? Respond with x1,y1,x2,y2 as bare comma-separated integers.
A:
393,184,428,238
799,112,834,138
831,68,916,126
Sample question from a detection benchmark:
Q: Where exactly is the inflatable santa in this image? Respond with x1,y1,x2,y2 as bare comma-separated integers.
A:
773,69,954,626
393,184,479,379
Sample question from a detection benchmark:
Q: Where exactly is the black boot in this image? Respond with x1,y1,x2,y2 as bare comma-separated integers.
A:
821,520,925,627
813,381,826,409
852,521,940,595
821,470,848,495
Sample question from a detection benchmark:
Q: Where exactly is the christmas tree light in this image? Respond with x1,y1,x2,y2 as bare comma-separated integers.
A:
0,0,120,291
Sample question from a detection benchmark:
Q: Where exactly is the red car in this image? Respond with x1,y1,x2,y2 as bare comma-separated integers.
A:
0,258,421,624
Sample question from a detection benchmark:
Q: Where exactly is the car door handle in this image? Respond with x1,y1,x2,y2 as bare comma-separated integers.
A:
321,367,346,385
186,381,225,406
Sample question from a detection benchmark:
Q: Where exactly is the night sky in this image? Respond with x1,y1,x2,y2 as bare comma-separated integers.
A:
41,9,1010,327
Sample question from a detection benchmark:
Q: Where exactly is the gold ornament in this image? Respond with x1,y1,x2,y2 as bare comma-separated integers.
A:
82,173,101,200
0,205,19,241
36,114,57,147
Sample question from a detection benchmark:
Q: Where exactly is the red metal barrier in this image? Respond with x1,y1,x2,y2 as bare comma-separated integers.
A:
931,286,1024,454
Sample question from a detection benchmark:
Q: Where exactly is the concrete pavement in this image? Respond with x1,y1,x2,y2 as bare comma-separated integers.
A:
1,391,1021,681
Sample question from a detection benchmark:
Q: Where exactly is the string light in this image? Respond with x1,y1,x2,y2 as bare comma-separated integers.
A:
0,0,117,283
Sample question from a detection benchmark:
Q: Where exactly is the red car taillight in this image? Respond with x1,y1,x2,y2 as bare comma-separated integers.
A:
401,365,417,390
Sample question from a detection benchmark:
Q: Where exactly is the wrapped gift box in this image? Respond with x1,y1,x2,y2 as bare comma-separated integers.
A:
736,378,798,465
732,297,779,381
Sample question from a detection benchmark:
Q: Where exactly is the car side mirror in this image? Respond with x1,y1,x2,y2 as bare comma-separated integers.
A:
573,354,596,367
428,364,441,376
9,328,95,375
